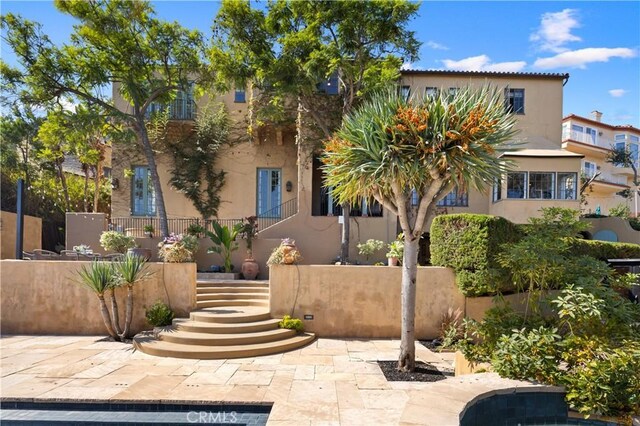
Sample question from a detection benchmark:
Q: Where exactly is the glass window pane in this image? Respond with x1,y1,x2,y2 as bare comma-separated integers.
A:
557,173,577,200
507,172,526,199
528,172,554,199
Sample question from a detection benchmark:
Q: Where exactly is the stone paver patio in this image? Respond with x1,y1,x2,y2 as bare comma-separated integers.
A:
1,335,554,425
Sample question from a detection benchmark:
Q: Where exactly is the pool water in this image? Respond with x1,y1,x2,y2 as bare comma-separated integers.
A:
0,400,272,425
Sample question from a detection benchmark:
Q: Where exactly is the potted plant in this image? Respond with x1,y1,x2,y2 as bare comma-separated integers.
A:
267,238,302,266
205,222,243,273
158,233,198,263
357,239,384,264
100,230,136,254
239,216,259,279
143,224,154,238
186,223,205,238
386,234,404,266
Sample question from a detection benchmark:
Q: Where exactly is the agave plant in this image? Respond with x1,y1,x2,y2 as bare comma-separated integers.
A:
114,253,152,338
322,85,518,371
76,261,118,339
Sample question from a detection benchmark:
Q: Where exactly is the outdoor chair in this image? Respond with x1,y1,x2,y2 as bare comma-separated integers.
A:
102,253,125,262
22,251,35,260
60,250,79,260
33,249,61,260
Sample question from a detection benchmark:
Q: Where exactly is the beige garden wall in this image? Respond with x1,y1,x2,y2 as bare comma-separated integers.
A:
0,260,196,335
269,265,464,339
0,211,42,259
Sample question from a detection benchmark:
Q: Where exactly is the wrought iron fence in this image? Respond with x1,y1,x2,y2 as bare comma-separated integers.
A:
109,217,243,237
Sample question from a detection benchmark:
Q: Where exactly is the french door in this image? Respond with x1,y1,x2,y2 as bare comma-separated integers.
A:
257,168,281,217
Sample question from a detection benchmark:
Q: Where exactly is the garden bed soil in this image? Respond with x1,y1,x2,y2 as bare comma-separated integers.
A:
377,360,453,382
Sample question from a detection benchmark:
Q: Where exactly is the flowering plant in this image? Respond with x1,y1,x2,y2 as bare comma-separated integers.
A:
267,238,302,265
158,233,199,263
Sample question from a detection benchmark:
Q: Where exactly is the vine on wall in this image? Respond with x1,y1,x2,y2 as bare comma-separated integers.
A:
164,104,230,219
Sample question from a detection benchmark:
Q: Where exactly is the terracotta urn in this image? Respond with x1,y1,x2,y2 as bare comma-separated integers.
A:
241,258,259,280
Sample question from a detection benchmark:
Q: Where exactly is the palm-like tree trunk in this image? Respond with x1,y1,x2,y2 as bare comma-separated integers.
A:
108,288,123,336
397,236,419,372
340,204,350,263
97,294,118,339
136,116,169,238
121,285,134,339
56,159,71,211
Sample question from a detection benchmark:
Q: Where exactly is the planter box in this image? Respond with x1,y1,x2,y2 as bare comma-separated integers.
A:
197,272,241,280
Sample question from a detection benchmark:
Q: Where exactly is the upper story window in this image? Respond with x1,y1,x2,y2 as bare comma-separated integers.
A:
505,88,525,114
400,85,411,100
425,87,438,98
234,88,246,103
583,161,597,178
630,135,640,143
437,188,468,207
615,134,626,142
131,166,156,216
500,171,577,202
316,73,339,95
147,83,196,120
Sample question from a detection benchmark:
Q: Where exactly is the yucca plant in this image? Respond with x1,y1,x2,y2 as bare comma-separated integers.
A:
76,261,119,340
114,253,152,338
322,86,518,371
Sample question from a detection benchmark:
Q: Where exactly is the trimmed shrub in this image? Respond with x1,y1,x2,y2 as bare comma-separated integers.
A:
145,301,175,327
569,238,640,260
430,214,521,296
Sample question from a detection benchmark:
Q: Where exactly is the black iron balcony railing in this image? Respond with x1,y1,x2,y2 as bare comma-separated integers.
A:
110,217,242,237
256,198,298,232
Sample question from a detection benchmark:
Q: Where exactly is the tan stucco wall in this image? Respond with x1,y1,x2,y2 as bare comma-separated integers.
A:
0,260,196,335
269,265,464,339
581,217,640,244
0,211,42,259
401,74,565,145
66,213,109,254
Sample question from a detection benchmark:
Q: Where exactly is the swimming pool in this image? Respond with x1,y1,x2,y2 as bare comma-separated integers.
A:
1,400,272,425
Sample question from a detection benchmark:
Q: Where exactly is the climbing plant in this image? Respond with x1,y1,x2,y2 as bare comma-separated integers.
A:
166,104,230,219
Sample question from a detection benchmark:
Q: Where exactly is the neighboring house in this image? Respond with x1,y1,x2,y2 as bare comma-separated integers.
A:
110,70,585,266
562,112,636,214
61,143,112,179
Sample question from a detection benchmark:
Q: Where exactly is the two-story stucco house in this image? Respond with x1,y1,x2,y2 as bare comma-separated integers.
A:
110,70,584,270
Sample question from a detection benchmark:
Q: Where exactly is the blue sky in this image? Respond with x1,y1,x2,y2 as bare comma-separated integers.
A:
2,1,639,126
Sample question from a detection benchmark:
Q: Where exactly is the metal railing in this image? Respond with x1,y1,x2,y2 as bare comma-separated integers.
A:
318,193,383,217
562,130,614,150
110,217,243,236
256,198,298,231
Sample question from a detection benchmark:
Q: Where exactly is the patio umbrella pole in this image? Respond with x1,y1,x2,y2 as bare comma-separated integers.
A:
15,178,24,260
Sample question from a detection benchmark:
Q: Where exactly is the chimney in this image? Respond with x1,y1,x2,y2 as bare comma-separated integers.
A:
591,110,603,122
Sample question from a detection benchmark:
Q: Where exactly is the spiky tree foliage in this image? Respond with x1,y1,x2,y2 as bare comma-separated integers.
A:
76,261,119,339
322,86,518,371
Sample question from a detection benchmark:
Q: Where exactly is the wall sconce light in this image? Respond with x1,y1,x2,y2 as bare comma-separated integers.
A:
286,181,293,192
111,178,119,190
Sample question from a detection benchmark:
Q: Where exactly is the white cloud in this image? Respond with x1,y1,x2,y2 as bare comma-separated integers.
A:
530,9,581,53
608,89,626,98
426,40,448,51
534,47,636,69
441,55,527,72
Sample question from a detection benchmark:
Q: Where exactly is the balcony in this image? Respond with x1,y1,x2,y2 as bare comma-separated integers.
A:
562,130,614,157
584,169,629,193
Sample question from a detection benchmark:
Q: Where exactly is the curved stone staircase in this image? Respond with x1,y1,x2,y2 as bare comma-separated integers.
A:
134,279,315,359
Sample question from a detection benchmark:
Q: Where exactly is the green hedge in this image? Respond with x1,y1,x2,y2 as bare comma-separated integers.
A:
430,214,521,296
568,238,640,260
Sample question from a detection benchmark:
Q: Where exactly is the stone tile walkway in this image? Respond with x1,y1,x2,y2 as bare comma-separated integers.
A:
0,335,552,425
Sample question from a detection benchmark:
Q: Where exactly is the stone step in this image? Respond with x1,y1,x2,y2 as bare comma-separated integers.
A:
173,318,281,334
189,306,271,324
158,328,296,346
196,299,269,309
134,333,316,359
196,280,268,288
196,286,269,294
197,292,269,301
